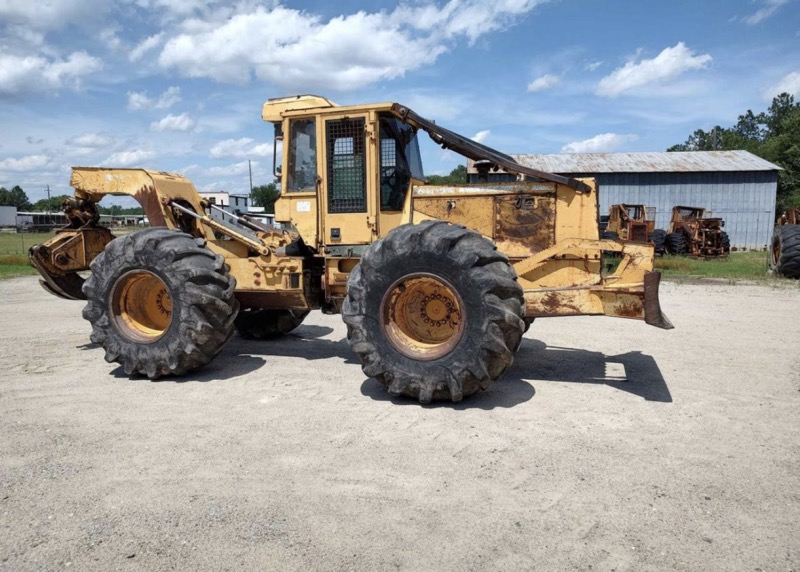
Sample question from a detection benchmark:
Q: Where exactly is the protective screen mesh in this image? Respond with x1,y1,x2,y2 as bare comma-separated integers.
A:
326,118,366,213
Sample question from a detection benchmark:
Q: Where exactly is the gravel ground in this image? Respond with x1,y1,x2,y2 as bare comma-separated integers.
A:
1,276,799,571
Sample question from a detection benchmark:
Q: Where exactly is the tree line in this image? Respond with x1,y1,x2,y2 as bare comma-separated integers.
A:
0,186,144,215
668,92,800,213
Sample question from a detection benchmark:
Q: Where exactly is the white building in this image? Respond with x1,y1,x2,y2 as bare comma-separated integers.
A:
198,192,251,221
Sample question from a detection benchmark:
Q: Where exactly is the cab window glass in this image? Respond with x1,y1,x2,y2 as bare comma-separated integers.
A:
379,115,423,211
287,119,317,192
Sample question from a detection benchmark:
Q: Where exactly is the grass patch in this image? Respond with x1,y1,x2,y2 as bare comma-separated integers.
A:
0,262,38,279
0,232,54,255
0,232,53,280
655,251,772,281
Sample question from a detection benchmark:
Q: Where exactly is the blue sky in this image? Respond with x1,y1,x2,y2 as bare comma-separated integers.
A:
1,0,799,205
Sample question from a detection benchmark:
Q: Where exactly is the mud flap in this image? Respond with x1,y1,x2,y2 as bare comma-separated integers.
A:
644,271,673,329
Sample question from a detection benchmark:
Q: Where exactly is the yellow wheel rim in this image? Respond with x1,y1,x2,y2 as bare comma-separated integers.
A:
381,273,465,361
111,270,173,343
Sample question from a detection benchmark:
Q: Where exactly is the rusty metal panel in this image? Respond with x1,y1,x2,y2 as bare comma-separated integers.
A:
494,195,555,257
413,197,495,237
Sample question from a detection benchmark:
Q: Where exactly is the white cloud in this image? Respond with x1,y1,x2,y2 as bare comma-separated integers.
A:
763,71,800,100
0,51,103,96
471,130,490,143
209,138,271,159
135,0,210,18
66,133,115,147
5,25,46,48
561,133,638,153
596,42,712,97
744,0,790,25
0,155,50,172
99,27,121,51
127,86,182,110
0,0,109,31
205,160,253,177
150,112,195,132
103,149,157,166
527,74,560,92
585,61,603,72
392,0,545,43
130,33,164,62
157,2,543,92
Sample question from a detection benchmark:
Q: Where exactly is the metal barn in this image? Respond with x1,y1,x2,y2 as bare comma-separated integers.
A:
467,151,781,250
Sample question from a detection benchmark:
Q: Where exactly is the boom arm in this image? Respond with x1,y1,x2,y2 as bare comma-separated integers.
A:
390,103,592,193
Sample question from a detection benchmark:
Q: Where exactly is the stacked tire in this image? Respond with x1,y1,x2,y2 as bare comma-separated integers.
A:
770,225,800,278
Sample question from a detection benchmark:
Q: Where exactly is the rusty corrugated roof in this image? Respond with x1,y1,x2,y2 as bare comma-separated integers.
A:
468,150,781,174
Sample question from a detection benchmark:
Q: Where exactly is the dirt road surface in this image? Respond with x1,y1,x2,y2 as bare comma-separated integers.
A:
1,276,799,571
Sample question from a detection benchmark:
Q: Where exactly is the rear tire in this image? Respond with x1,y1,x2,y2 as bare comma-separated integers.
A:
650,229,667,255
343,221,525,403
771,225,800,278
666,232,688,255
82,228,238,378
235,309,310,339
720,231,731,253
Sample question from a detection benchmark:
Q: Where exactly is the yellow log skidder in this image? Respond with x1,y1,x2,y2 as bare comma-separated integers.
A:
30,95,672,403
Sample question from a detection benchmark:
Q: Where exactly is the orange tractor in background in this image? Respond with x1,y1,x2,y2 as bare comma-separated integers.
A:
603,204,665,255
664,206,730,258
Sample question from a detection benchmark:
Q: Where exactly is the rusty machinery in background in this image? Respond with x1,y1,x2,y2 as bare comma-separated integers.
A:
663,206,730,258
603,204,665,255
30,94,673,404
770,207,800,278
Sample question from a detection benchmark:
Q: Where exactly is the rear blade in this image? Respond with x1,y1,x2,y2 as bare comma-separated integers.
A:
644,271,674,329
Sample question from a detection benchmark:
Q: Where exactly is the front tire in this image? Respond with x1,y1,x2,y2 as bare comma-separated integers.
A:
82,228,238,378
343,221,525,403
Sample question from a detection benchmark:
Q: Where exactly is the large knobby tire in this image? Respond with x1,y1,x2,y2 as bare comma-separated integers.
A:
720,231,731,253
771,225,800,278
665,231,688,255
342,220,525,404
82,228,239,378
650,229,667,256
235,309,310,339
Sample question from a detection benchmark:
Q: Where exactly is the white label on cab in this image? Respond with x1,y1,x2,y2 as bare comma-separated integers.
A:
296,201,311,212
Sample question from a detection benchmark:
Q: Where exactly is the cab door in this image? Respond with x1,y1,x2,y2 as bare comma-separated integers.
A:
320,113,377,246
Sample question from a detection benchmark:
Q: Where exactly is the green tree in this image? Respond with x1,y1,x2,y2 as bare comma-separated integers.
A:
668,93,800,213
761,102,800,212
0,185,32,210
251,183,280,213
31,194,72,212
762,92,796,136
425,164,467,185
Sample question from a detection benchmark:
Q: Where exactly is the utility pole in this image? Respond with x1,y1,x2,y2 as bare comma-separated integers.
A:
248,160,253,195
46,185,52,224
